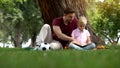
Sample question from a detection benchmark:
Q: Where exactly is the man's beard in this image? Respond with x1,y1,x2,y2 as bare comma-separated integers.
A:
66,19,72,23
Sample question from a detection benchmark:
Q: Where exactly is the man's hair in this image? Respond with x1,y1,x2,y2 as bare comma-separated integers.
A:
64,8,75,14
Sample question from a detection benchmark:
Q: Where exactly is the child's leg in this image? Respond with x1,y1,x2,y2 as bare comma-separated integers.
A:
83,43,96,50
69,42,83,50
36,24,52,45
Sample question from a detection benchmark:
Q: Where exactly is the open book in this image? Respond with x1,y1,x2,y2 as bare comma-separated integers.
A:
74,43,89,48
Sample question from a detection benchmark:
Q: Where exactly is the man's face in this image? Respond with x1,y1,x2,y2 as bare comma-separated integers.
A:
64,13,75,22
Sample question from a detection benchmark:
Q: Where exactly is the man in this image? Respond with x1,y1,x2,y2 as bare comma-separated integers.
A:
52,8,78,48
36,8,78,49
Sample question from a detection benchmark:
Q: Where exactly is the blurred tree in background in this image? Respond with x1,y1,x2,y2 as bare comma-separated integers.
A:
87,0,120,44
0,0,43,47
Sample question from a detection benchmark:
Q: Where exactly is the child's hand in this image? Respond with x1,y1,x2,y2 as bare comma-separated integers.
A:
72,39,83,46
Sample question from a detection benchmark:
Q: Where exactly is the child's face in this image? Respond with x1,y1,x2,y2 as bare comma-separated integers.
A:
78,24,86,31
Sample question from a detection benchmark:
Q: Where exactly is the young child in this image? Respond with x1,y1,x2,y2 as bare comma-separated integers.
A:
69,16,96,50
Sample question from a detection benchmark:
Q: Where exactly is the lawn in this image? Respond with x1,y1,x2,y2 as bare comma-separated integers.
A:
0,45,120,68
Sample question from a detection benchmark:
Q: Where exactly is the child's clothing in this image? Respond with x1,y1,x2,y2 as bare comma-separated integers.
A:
69,28,96,50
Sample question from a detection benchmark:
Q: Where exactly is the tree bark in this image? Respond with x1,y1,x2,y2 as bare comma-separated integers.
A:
37,0,105,45
12,21,22,47
30,33,37,47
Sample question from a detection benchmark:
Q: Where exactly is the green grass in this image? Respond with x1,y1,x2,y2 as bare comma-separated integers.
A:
0,46,120,68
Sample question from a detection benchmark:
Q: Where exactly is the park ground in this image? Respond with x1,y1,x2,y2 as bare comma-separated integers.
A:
0,45,120,68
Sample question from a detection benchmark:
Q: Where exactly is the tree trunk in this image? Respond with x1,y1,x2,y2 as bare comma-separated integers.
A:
12,21,22,47
37,0,105,45
30,33,37,47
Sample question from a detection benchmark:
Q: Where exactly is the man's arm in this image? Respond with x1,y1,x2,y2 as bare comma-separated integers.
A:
53,26,74,41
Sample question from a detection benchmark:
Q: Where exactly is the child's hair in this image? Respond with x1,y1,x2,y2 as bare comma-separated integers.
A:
78,16,87,25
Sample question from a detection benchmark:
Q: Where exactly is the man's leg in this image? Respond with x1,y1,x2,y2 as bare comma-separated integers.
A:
50,40,63,50
36,24,52,45
83,43,96,50
69,42,83,50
